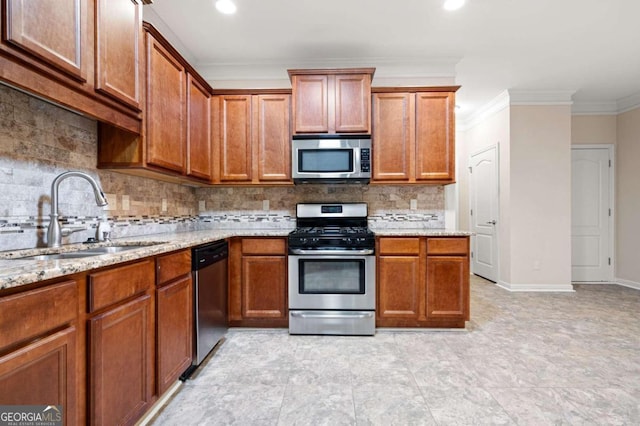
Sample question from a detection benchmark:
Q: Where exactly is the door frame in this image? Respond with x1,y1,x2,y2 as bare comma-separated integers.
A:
468,144,500,283
571,144,615,283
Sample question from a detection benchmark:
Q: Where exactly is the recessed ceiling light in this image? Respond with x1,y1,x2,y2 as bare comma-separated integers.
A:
215,0,236,14
443,0,465,11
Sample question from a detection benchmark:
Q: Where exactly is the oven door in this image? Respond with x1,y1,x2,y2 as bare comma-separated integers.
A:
288,250,375,310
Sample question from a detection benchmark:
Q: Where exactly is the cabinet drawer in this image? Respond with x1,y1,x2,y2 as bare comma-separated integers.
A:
378,238,420,255
426,238,468,255
0,280,77,350
89,260,154,312
157,250,191,286
242,238,286,255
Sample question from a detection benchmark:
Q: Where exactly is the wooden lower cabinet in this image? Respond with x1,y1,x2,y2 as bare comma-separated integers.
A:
376,236,469,327
229,238,288,327
0,278,79,425
0,327,77,425
89,294,154,426
156,249,193,396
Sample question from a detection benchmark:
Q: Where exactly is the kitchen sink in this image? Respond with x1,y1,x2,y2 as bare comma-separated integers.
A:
12,242,165,261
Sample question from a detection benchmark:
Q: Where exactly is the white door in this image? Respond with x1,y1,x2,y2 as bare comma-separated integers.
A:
469,146,499,282
571,146,613,282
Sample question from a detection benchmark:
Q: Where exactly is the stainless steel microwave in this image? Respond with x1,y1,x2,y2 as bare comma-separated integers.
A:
291,135,371,184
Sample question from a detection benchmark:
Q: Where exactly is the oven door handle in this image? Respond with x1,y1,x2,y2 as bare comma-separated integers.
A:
289,248,374,256
290,312,375,319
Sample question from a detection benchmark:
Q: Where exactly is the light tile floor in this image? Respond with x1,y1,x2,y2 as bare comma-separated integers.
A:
151,276,640,425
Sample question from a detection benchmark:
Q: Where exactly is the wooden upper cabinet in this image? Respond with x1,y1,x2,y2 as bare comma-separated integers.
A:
372,92,413,181
218,95,252,182
5,0,88,81
145,30,186,173
372,87,458,184
334,74,372,133
187,75,212,181
95,0,141,110
415,92,455,182
289,68,375,134
212,91,292,184
255,94,291,182
290,74,328,133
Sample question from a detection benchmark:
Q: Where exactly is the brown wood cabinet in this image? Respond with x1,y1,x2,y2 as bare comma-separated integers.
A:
288,68,375,134
98,22,213,185
155,250,193,395
87,260,155,426
0,280,79,425
372,87,459,184
0,0,142,133
95,0,142,110
376,236,469,328
228,238,288,326
212,91,291,184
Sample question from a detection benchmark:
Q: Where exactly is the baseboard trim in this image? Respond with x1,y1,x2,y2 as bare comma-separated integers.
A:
136,381,182,426
616,278,640,290
497,280,575,292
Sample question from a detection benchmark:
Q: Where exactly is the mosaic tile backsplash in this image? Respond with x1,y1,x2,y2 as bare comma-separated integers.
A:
1,83,445,251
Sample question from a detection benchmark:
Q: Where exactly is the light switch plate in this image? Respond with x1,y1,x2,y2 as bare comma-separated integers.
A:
161,198,167,212
410,199,418,210
121,195,130,211
103,193,117,210
198,200,206,212
262,200,269,211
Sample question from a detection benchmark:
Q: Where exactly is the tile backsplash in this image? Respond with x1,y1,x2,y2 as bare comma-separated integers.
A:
1,83,445,251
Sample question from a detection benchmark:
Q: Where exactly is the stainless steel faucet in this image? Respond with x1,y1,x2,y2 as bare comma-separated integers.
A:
47,171,109,248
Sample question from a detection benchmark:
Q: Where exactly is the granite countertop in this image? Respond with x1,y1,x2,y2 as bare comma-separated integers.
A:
0,228,293,291
0,227,472,291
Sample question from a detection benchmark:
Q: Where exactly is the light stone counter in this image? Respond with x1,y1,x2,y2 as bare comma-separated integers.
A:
371,228,473,237
0,228,293,291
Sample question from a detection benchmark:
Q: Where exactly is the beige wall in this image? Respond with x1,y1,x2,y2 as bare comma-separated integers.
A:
509,105,572,288
616,107,640,284
460,106,511,283
571,115,617,145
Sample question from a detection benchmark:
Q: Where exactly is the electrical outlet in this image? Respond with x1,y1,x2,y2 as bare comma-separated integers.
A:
161,198,167,212
121,195,130,211
410,199,418,210
198,200,206,212
533,260,541,271
262,200,269,211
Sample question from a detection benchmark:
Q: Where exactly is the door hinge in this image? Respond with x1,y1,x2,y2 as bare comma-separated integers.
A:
471,251,474,258
468,166,473,173
470,209,473,216
609,159,611,167
609,208,611,217
608,257,611,265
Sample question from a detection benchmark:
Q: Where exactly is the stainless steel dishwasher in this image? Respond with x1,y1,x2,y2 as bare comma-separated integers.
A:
183,240,228,379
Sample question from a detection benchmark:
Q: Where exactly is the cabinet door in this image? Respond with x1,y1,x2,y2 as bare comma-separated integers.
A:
377,256,420,321
157,276,193,395
5,0,87,81
242,256,286,319
372,93,413,181
186,75,212,181
425,256,469,320
146,32,186,173
254,94,291,182
335,74,371,133
219,95,252,182
292,75,329,133
0,327,77,425
95,0,141,109
415,92,455,182
90,294,153,426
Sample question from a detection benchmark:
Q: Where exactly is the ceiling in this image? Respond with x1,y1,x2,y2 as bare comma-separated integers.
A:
146,0,640,122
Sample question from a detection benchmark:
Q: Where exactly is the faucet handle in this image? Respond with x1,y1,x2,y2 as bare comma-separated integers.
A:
102,231,112,242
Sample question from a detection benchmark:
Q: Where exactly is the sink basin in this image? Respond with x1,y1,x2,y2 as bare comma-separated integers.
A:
13,242,165,261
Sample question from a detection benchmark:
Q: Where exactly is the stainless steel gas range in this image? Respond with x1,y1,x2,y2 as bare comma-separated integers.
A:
288,203,375,335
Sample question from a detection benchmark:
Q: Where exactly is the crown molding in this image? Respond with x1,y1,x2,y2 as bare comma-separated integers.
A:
457,90,510,131
571,101,618,116
616,92,640,114
507,89,575,105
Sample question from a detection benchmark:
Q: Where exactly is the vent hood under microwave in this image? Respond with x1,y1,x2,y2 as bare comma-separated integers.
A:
291,135,371,184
